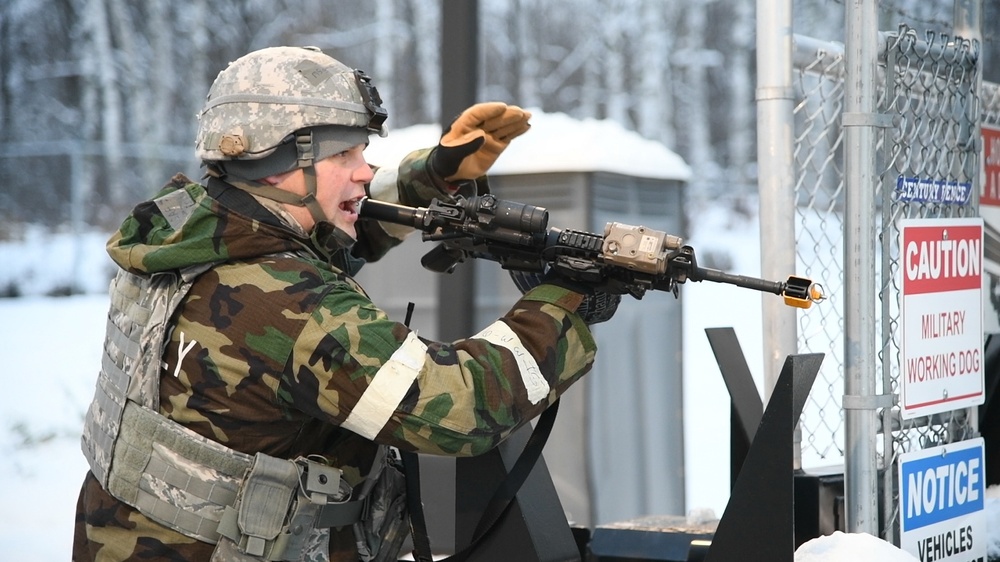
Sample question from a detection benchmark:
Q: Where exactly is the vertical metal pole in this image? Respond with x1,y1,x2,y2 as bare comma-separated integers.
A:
426,4,479,554
878,46,896,540
70,149,85,294
954,0,983,213
843,0,879,535
438,0,479,340
954,0,984,450
953,1,983,44
756,0,797,407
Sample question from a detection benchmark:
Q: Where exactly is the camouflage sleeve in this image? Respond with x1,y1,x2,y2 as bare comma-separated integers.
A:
281,281,595,457
392,147,487,206
352,148,487,262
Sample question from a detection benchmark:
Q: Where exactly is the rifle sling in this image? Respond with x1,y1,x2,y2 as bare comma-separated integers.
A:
400,449,432,562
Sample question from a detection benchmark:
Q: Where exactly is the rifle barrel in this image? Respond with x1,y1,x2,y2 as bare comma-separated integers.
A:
692,267,784,296
358,198,424,229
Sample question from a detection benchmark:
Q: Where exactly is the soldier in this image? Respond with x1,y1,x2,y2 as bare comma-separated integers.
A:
73,46,619,562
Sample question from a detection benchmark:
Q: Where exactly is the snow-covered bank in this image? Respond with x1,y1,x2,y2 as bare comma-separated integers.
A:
0,295,106,559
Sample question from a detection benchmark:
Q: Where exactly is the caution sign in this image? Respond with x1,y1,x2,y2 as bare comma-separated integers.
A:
899,438,986,562
900,218,984,419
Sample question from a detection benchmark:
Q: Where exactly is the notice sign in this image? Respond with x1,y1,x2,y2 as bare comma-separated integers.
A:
900,218,984,419
899,438,986,562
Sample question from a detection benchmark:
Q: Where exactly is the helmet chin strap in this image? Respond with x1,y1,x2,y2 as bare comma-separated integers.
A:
293,131,330,227
206,131,329,229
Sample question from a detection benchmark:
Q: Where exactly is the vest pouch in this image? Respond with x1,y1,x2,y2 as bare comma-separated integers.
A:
213,455,359,562
213,453,301,561
353,451,408,562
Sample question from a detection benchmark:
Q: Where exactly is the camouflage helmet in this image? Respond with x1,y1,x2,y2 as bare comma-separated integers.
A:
195,46,387,163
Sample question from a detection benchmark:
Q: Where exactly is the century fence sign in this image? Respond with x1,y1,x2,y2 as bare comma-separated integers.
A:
900,218,984,419
899,438,986,562
896,176,974,205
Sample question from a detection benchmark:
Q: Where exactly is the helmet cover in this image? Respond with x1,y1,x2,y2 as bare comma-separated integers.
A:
196,46,387,163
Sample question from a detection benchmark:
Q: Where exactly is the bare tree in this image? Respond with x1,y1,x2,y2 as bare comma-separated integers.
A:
727,0,754,189
673,0,721,197
601,0,634,128
635,0,677,149
7,0,993,235
410,0,440,123
373,0,398,113
511,0,540,107
83,0,126,207
576,0,603,118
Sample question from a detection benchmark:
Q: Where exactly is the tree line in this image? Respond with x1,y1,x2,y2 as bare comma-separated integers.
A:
0,0,993,232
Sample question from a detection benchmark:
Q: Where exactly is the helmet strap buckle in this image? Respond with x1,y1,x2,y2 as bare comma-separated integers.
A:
296,132,315,168
295,131,327,226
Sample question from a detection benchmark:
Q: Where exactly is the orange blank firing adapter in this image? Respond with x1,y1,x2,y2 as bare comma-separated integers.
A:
782,276,826,309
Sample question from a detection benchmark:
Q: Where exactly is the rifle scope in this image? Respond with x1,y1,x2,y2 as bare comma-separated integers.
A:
358,195,549,235
462,194,549,234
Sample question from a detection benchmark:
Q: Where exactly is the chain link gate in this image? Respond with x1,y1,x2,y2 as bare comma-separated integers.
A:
790,24,984,544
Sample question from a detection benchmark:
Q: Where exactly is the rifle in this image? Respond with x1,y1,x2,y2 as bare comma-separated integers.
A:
359,193,824,309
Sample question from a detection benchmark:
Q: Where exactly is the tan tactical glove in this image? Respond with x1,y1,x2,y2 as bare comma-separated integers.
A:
431,102,532,182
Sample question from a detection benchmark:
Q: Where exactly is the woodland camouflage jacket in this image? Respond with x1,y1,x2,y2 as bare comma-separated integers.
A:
73,148,598,561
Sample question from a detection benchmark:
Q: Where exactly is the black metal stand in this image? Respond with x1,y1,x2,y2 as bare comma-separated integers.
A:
704,328,764,490
454,424,581,562
701,328,823,562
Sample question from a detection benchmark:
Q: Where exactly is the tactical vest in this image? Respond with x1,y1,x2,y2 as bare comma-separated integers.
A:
80,265,406,562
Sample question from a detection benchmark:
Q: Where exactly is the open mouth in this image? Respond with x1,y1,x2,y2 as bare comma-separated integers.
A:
340,197,364,216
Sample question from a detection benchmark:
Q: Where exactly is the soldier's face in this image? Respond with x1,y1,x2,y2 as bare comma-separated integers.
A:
274,144,374,237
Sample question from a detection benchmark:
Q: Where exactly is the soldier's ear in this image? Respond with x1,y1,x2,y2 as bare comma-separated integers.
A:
261,170,295,186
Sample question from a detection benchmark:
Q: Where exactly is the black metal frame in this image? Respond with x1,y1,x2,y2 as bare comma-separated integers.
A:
702,328,823,562
454,423,581,561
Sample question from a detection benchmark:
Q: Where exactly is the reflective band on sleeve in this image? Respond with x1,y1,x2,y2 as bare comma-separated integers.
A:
367,167,400,204
342,331,427,440
474,321,549,405
366,167,411,240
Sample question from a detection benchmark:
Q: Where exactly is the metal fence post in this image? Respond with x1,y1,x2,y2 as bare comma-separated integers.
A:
842,0,880,535
756,1,798,412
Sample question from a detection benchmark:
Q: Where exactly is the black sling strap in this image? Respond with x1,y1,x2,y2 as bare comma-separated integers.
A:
400,448,433,562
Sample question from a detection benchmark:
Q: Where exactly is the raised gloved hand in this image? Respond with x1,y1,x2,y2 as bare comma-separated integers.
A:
509,269,621,325
430,102,532,182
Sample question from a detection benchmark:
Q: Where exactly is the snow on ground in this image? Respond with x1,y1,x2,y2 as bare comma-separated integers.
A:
0,294,105,560
0,224,115,297
795,531,919,561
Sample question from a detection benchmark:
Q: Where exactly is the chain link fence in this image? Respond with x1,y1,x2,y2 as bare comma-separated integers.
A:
791,24,986,544
792,35,848,468
877,26,980,543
